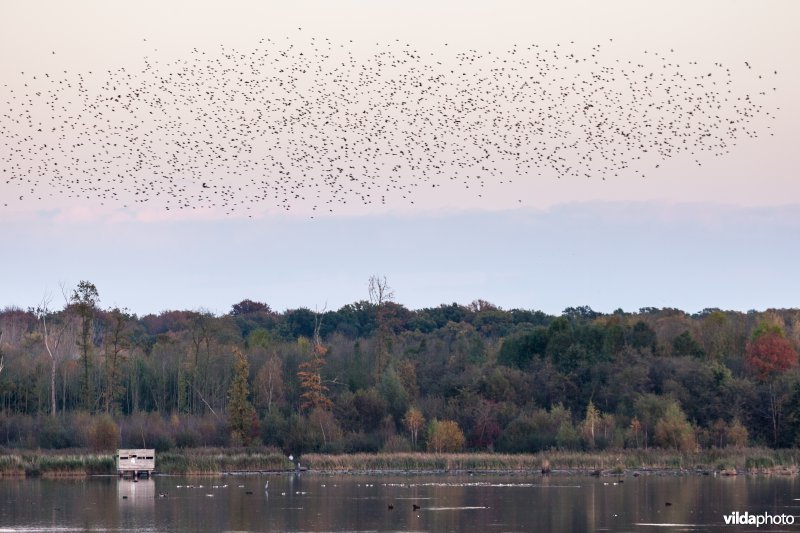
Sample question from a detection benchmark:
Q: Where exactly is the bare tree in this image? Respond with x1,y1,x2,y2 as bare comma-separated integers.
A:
368,275,394,306
36,294,72,417
368,275,395,377
256,355,283,413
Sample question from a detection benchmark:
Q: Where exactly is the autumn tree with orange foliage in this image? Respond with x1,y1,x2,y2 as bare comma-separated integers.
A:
298,310,333,412
298,343,333,411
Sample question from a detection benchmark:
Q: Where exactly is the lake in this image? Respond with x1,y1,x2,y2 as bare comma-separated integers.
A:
1,473,799,532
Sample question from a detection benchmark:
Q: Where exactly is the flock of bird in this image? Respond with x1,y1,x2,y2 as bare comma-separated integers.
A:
0,36,778,216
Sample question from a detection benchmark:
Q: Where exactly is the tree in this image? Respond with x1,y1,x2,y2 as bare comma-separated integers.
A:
727,418,748,448
297,310,333,412
308,407,341,448
627,417,643,449
368,275,395,307
698,311,731,360
227,348,258,445
582,401,601,449
379,366,408,419
654,401,696,452
403,407,425,449
745,331,797,381
256,355,284,414
745,326,798,445
368,275,396,378
633,393,672,449
89,414,120,451
184,311,216,415
102,308,130,414
426,419,465,453
70,281,99,412
230,299,271,316
471,399,501,449
630,321,657,352
672,331,705,357
36,295,71,417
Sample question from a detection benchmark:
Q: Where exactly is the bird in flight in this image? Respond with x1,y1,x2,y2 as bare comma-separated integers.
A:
0,37,778,216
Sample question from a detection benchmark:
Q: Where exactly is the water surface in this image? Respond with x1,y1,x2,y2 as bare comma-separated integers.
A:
1,473,799,531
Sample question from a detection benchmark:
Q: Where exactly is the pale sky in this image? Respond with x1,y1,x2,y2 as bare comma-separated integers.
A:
1,1,798,315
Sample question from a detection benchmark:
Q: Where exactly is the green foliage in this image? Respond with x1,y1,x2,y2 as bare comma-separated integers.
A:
71,280,100,412
353,388,388,431
654,401,696,452
498,328,548,368
630,321,657,352
379,366,408,419
38,417,76,449
751,321,784,341
672,331,705,357
555,421,581,450
247,328,273,349
228,349,258,445
0,298,799,454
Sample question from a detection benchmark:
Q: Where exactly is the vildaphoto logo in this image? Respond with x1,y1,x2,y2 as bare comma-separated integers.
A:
723,511,795,527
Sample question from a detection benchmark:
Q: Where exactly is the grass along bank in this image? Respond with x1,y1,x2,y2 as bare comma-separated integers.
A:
0,447,294,477
0,452,115,477
300,448,800,475
156,448,294,474
2,448,799,477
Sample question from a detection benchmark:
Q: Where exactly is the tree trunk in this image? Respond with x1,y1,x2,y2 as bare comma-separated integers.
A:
42,314,57,417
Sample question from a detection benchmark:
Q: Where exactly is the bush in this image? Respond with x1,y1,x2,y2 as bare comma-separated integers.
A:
38,417,75,449
342,431,381,453
89,415,120,452
654,402,696,453
382,435,412,453
260,410,288,448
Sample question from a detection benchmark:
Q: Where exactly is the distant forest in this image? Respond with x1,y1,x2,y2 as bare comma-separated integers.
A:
1,277,799,454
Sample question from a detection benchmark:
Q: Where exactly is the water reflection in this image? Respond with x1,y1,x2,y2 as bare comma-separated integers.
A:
118,478,156,503
117,479,155,532
0,473,798,531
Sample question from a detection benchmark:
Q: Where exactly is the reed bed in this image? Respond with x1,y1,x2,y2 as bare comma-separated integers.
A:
2,447,798,477
156,447,294,474
300,448,800,475
0,452,116,477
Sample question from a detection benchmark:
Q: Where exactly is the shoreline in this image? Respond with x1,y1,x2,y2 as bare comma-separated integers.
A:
0,448,797,478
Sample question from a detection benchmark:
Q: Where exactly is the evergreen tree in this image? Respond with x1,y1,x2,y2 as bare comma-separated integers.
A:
228,348,257,445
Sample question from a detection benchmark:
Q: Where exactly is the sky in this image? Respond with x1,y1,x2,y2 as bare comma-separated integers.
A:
1,0,798,316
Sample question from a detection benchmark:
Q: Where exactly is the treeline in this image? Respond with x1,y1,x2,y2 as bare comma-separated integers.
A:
1,280,799,454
